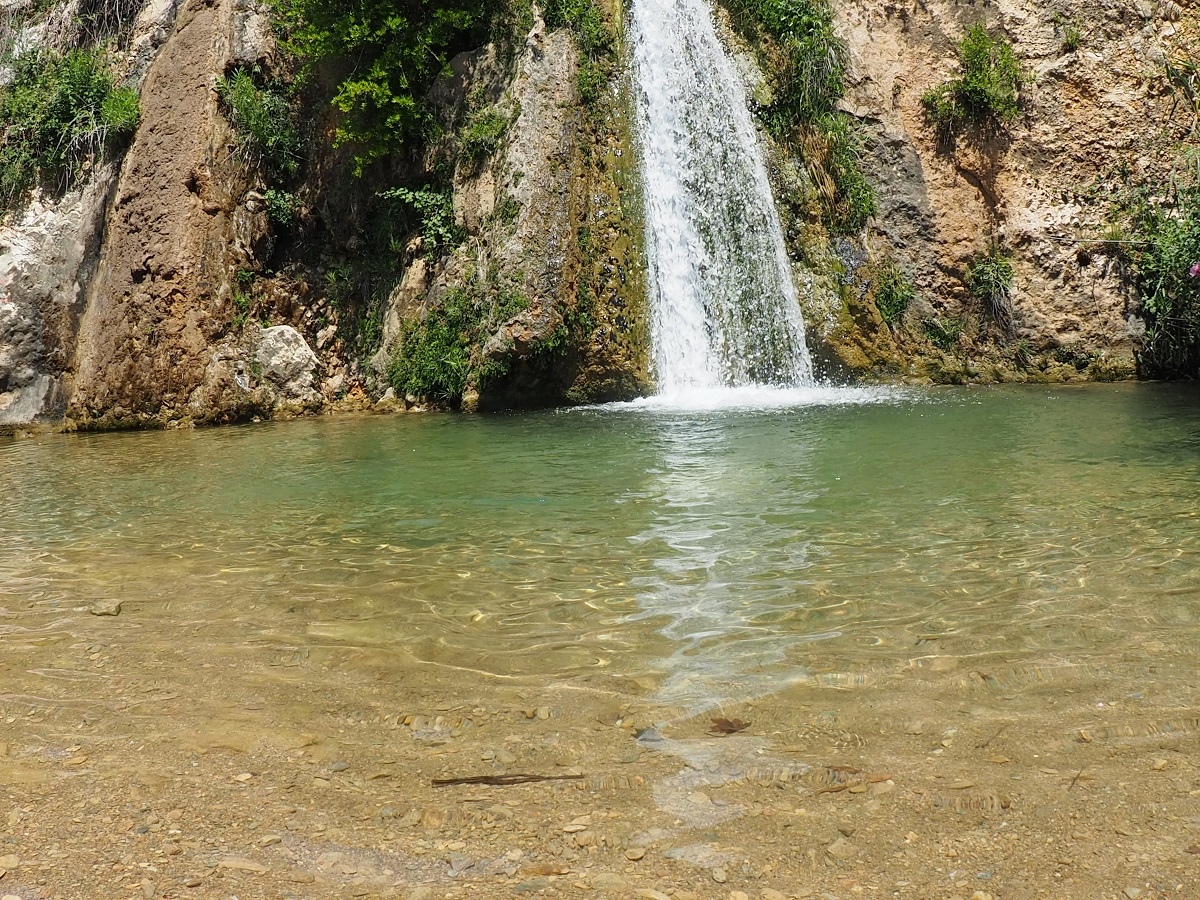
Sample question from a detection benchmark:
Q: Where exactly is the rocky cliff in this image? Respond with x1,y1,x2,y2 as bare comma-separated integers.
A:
778,0,1196,383
0,0,1195,431
1,0,647,430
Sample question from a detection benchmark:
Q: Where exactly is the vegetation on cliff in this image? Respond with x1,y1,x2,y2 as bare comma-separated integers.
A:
721,0,875,234
1121,164,1200,378
216,68,301,178
922,25,1025,142
0,48,140,208
543,0,617,103
270,0,531,173
965,245,1015,334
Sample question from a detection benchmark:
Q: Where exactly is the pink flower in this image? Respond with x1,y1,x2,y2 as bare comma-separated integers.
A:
1191,262,1200,278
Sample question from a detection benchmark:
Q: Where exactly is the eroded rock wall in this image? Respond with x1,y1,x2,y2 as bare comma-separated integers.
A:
373,7,648,411
0,0,305,430
1,0,645,430
825,0,1194,379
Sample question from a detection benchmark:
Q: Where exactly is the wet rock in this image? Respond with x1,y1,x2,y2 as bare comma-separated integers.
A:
217,856,268,874
89,600,122,616
826,837,858,860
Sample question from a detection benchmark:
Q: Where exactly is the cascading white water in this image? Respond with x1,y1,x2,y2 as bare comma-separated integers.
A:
630,0,814,396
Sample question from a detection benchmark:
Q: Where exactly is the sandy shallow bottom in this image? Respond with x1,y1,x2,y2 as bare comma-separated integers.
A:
4,390,1200,899
2,601,1198,900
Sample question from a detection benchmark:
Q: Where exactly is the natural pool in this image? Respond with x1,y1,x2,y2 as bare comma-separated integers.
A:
2,383,1200,899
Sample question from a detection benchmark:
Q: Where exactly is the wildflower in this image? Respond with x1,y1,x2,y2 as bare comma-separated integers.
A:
1191,262,1200,278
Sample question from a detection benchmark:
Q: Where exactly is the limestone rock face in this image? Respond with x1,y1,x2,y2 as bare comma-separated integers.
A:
377,12,649,411
825,0,1189,373
3,0,1186,430
256,326,318,399
0,170,117,426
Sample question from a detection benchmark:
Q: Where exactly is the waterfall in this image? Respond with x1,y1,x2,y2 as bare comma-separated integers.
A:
630,0,815,396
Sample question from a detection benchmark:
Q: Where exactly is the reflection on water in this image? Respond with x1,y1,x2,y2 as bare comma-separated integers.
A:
2,384,1200,720
626,412,829,710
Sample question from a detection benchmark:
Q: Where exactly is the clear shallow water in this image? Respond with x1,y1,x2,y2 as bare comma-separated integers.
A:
3,384,1200,715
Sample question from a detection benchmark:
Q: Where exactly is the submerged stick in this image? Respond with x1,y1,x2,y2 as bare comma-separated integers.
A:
432,773,585,787
975,724,1008,749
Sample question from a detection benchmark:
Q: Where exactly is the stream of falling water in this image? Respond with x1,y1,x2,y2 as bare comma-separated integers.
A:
629,0,814,396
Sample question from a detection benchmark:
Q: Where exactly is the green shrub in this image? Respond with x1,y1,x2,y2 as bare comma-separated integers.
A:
818,113,876,233
493,194,521,225
1060,24,1082,54
216,68,301,177
923,316,963,350
271,0,530,173
922,25,1024,139
721,0,873,234
1126,182,1200,377
387,283,530,402
543,0,614,58
0,49,140,206
263,188,299,224
723,0,846,129
101,84,141,133
965,245,1014,330
377,186,464,252
543,0,616,104
874,261,914,326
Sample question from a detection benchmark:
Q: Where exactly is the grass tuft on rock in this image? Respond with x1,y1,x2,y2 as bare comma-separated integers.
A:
922,24,1024,141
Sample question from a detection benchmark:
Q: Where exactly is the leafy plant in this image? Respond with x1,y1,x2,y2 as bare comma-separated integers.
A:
0,49,140,207
965,244,1014,331
387,280,536,402
1124,180,1200,377
323,263,354,310
922,25,1024,140
817,113,876,233
1060,24,1082,54
460,108,511,164
263,188,299,224
923,316,963,350
231,291,252,328
723,0,846,128
216,68,301,177
874,261,914,326
493,194,521,225
377,186,464,252
270,0,529,173
388,290,478,402
543,0,616,103
721,0,874,234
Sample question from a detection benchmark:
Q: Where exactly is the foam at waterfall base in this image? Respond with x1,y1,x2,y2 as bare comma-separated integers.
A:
607,383,907,413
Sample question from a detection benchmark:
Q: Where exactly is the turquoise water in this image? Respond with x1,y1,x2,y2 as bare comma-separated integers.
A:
3,384,1200,714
